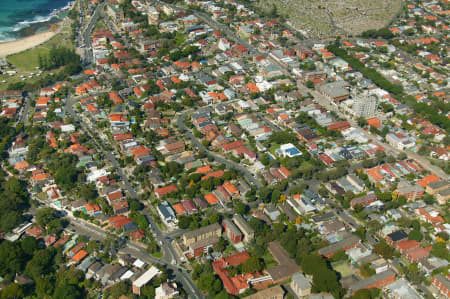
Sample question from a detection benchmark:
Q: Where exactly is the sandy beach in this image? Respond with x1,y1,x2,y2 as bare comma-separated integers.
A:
0,29,58,58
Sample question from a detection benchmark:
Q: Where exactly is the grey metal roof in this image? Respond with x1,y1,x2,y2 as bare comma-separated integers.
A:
291,272,311,290
349,269,395,292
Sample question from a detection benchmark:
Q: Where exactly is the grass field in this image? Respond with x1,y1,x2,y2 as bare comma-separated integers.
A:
7,21,74,71
332,261,355,278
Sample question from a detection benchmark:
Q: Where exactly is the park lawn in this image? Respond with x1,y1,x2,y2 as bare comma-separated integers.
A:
332,261,355,278
152,251,163,258
0,65,66,90
7,46,50,71
7,24,74,71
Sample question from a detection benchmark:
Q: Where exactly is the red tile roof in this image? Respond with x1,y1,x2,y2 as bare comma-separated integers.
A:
223,140,244,151
72,250,88,262
202,170,224,180
172,203,186,215
155,184,178,197
417,174,440,188
204,193,219,205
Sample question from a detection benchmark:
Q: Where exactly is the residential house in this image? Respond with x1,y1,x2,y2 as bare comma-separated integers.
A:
244,286,285,299
157,201,177,227
350,192,377,209
222,219,242,244
386,133,416,151
291,272,311,297
182,223,222,247
155,184,178,199
232,214,254,243
155,281,179,299
349,269,396,294
396,180,424,200
431,274,450,298
318,235,360,258
132,266,162,295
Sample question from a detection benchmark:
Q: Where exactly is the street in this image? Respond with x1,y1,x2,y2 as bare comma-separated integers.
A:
64,94,204,298
176,109,263,188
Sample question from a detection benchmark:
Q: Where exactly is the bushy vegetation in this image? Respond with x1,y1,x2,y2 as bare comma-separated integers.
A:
0,174,30,232
247,218,344,298
361,28,394,39
38,47,82,74
327,44,403,96
0,238,88,298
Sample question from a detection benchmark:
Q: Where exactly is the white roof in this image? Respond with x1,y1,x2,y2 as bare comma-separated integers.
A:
61,124,75,133
120,270,134,280
133,259,146,268
133,266,162,288
86,168,110,183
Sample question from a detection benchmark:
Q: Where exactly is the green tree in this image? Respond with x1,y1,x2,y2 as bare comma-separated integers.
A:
197,273,216,292
35,278,55,298
352,288,380,299
235,202,249,215
360,263,375,277
242,256,264,274
374,240,394,259
21,236,39,256
408,230,423,242
0,241,27,278
1,283,24,299
104,281,132,298
330,249,347,262
25,248,56,280
53,284,84,299
36,207,57,227
431,242,449,260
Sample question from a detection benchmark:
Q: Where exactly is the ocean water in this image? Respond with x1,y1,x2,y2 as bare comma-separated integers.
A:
0,0,73,42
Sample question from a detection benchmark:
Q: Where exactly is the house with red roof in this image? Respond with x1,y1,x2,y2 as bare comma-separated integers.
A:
395,240,420,254
223,140,244,152
84,204,101,216
181,199,197,214
109,92,123,104
112,199,129,215
327,121,351,131
14,161,30,173
202,170,224,180
130,229,145,241
406,246,431,262
367,117,382,129
108,215,133,230
319,153,334,166
113,133,133,142
172,203,186,215
26,226,43,238
72,250,88,263
155,184,178,199
417,174,440,188
213,252,252,295
204,193,219,205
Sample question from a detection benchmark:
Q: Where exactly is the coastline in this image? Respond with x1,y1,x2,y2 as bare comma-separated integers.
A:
0,0,75,59
0,29,58,58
